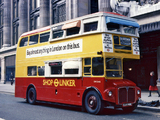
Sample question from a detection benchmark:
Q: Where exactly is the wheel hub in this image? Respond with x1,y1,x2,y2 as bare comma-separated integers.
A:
29,91,34,101
88,96,97,109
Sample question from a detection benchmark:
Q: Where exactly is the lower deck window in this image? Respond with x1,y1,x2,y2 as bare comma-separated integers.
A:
45,58,82,77
65,69,79,74
38,66,45,76
51,66,62,75
50,62,62,75
92,57,104,75
84,67,91,73
28,66,37,76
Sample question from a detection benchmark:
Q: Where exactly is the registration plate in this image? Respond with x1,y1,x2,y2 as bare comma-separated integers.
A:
123,103,132,107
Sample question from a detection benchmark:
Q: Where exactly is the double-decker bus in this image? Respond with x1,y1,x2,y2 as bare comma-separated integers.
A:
15,12,141,114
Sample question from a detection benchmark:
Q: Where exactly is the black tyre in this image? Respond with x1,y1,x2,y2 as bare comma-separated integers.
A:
84,91,103,114
27,88,36,105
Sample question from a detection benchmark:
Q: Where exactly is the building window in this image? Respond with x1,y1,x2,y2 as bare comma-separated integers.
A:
0,0,4,4
30,0,40,30
13,23,19,45
30,15,40,30
0,4,3,26
13,0,19,19
52,2,66,24
0,30,3,49
91,0,98,13
31,0,40,11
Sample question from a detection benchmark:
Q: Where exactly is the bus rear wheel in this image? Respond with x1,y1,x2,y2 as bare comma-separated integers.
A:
85,91,103,114
27,88,36,105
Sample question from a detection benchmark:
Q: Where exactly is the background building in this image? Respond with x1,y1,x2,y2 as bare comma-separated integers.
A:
1,0,160,89
0,0,111,83
111,0,160,88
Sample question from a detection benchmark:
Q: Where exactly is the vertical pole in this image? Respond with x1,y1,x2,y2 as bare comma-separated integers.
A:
19,0,28,37
157,46,160,92
1,57,5,84
3,0,11,48
99,0,112,12
40,0,49,27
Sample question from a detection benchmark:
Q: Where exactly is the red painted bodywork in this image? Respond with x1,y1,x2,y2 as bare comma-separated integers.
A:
15,77,141,106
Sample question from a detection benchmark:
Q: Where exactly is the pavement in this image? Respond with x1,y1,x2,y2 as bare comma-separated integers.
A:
0,82,15,95
0,81,160,111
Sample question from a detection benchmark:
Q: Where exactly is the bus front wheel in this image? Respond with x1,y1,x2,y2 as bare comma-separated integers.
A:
27,88,36,105
84,91,103,114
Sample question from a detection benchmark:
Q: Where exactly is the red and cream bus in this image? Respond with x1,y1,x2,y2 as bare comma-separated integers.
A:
15,12,141,114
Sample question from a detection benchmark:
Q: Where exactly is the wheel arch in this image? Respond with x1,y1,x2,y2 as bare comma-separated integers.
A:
26,84,36,101
82,87,103,110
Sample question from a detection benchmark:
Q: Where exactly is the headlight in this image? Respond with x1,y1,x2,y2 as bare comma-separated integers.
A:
137,90,140,95
108,91,112,96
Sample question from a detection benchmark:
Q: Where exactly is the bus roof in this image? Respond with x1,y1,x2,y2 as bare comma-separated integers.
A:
20,26,50,38
20,12,136,38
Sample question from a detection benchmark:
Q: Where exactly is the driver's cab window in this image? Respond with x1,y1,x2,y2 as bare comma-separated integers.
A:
106,58,122,77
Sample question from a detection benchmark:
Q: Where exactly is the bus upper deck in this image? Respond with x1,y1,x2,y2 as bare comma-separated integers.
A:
16,12,140,79
18,12,140,59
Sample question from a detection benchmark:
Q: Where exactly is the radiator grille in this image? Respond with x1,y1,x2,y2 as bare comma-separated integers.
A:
118,87,135,104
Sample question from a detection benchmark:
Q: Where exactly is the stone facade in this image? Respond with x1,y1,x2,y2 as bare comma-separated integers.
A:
0,0,112,83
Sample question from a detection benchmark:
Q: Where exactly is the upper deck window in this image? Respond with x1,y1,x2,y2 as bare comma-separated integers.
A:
29,34,39,45
40,32,49,43
107,23,120,32
114,36,131,50
106,17,139,33
53,30,63,39
123,25,136,35
19,37,28,47
62,20,81,36
67,27,80,36
52,25,64,39
84,22,98,32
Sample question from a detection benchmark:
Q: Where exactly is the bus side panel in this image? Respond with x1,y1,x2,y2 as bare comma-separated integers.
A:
15,78,27,98
83,77,105,98
16,77,84,106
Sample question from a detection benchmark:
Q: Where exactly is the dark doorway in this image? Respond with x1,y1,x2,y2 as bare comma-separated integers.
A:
91,0,98,13
6,66,15,82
